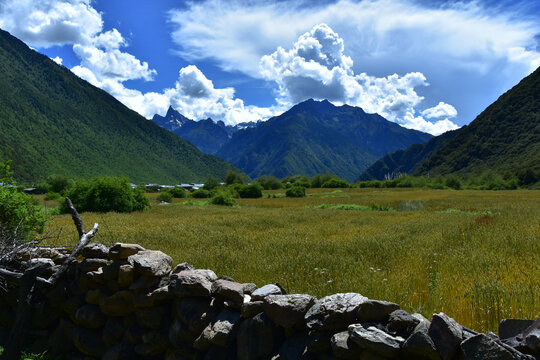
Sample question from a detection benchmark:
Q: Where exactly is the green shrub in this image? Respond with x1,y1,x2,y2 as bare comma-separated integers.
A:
145,184,161,193
225,171,244,185
169,187,187,198
191,188,211,198
286,185,306,198
237,184,263,198
62,177,150,213
321,178,349,188
282,175,311,188
156,191,173,203
44,191,62,201
210,192,236,206
257,175,282,190
0,161,47,241
445,176,462,190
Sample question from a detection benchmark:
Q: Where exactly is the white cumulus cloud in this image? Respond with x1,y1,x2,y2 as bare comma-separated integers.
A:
0,0,102,47
260,23,459,135
421,102,458,119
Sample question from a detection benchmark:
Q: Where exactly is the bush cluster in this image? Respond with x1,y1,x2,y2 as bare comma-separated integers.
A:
237,184,263,198
286,185,306,198
62,177,149,213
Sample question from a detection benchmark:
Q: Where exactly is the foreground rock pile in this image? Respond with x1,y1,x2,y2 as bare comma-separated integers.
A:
0,243,539,359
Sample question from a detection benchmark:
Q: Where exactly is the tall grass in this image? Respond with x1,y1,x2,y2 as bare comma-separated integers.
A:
41,188,540,333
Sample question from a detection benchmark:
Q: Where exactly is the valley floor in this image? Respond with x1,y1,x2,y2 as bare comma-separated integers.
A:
40,188,540,333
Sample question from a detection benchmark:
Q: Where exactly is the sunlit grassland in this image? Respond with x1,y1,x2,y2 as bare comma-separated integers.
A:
39,188,540,333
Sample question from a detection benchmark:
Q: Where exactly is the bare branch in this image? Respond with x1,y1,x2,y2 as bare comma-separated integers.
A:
65,197,84,238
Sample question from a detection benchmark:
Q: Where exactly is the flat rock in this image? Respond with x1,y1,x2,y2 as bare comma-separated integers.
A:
212,279,245,304
331,331,363,359
356,299,400,323
349,323,404,358
242,283,258,295
170,271,212,297
305,293,368,331
402,329,439,360
118,264,135,287
263,294,316,328
171,262,195,273
79,258,108,273
99,290,135,317
251,284,282,301
109,242,145,260
525,329,540,354
428,312,463,360
81,243,109,259
128,250,173,277
134,285,172,308
461,333,515,360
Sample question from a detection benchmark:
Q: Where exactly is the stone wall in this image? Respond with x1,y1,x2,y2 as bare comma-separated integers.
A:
0,243,538,360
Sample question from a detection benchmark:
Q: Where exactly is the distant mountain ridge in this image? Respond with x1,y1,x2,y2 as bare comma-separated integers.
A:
215,99,433,181
359,66,540,181
415,66,540,177
0,28,239,183
152,107,260,154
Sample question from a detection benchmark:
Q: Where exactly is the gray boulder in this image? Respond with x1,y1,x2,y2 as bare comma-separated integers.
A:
195,308,241,349
109,242,145,260
212,279,245,304
525,329,540,354
241,300,264,318
170,271,213,297
117,264,135,288
402,329,440,360
356,299,400,323
349,323,405,358
72,326,106,357
128,249,173,277
461,333,514,360
305,293,368,331
263,294,316,328
134,285,172,308
175,297,216,334
237,312,280,360
251,284,282,301
387,309,421,337
428,313,463,360
243,283,258,295
331,331,363,359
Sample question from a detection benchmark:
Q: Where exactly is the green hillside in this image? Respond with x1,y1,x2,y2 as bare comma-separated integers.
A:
358,129,460,181
415,66,540,177
0,29,238,183
217,99,432,181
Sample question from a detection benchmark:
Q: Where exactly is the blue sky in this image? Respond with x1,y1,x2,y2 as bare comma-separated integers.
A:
1,0,539,135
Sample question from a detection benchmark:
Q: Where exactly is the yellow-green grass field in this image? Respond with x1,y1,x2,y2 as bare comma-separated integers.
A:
38,188,540,333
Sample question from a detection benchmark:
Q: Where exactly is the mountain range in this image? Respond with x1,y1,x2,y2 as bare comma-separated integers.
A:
0,28,238,183
152,107,259,155
359,65,540,180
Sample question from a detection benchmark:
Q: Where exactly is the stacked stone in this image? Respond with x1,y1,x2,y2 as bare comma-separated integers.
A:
0,243,539,360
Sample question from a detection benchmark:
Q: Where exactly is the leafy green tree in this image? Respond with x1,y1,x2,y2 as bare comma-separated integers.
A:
257,175,282,190
0,161,47,242
237,184,263,198
61,177,149,213
311,174,337,188
282,175,311,188
46,174,71,194
225,171,244,185
203,176,220,190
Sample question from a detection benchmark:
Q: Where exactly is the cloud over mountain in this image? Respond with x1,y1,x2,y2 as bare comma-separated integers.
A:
260,23,458,135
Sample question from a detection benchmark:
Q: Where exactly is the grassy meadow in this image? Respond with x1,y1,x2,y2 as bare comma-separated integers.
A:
38,188,540,333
